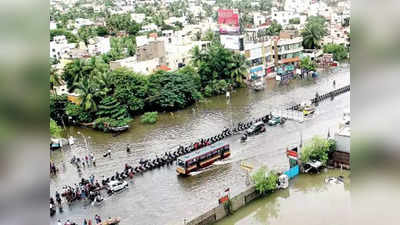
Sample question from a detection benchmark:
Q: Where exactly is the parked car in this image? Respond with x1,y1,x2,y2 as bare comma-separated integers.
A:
245,122,266,135
268,116,286,126
107,180,128,193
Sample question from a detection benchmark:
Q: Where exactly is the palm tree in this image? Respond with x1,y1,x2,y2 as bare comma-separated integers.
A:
230,54,249,85
74,78,98,112
95,72,113,96
301,23,327,49
191,45,204,67
50,67,62,92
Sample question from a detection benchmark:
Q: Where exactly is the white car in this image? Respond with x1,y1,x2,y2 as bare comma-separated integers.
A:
107,180,128,193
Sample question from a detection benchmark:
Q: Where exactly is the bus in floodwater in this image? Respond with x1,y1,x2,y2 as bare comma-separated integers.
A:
176,141,230,175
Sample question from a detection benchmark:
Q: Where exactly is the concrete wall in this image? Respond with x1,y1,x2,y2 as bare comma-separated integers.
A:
184,186,260,225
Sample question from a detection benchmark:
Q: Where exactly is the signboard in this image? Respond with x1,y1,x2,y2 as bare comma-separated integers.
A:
220,35,241,50
219,195,229,204
249,48,262,60
249,65,265,80
218,9,240,34
287,150,298,159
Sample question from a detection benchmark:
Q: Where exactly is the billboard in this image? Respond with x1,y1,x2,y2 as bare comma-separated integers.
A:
220,35,241,50
218,9,240,34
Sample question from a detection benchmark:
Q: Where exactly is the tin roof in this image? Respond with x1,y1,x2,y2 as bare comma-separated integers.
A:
178,141,226,162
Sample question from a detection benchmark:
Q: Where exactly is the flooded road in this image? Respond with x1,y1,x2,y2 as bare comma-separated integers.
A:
50,65,350,225
215,169,351,225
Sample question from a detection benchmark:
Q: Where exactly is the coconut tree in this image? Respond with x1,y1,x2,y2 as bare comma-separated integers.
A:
230,54,249,86
301,20,327,49
50,67,62,92
74,78,98,112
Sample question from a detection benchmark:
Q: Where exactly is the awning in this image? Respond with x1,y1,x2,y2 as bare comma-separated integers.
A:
281,57,300,64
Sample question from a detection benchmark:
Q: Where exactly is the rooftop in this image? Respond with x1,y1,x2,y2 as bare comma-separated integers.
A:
178,141,227,161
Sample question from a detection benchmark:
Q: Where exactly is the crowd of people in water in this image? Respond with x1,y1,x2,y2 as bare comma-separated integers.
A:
51,113,273,216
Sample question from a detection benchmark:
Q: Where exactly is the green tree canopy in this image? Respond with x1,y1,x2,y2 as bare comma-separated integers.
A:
300,136,331,165
147,70,202,111
110,68,149,115
299,56,316,71
252,167,278,195
323,43,349,61
301,16,327,49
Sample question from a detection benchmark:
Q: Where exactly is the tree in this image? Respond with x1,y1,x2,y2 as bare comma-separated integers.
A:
78,25,96,45
300,136,331,165
50,67,62,91
195,42,249,89
50,94,69,126
252,167,278,195
50,119,63,138
96,26,109,36
266,21,282,36
187,12,196,25
323,43,348,61
96,96,129,120
74,78,98,112
147,70,202,111
110,68,149,115
301,16,327,49
259,0,273,11
202,29,216,41
299,56,316,71
50,29,79,43
289,18,300,24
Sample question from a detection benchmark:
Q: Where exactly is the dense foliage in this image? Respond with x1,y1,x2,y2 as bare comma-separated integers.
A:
289,18,300,24
50,29,79,43
50,119,63,138
299,56,316,71
193,42,249,91
301,16,327,49
252,167,278,195
300,136,332,165
52,41,248,132
50,94,69,126
323,43,349,61
141,112,158,124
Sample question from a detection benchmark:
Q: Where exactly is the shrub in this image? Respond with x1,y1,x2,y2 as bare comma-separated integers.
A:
252,167,278,195
50,119,63,138
141,112,158,124
323,43,348,61
300,136,331,165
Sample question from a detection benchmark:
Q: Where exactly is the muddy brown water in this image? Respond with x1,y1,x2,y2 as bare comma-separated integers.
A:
50,65,350,225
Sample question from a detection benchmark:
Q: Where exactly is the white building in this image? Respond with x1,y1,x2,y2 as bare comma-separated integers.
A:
110,56,161,75
140,23,159,32
131,13,146,23
74,18,94,28
87,37,111,56
50,21,57,30
50,36,76,60
270,8,300,26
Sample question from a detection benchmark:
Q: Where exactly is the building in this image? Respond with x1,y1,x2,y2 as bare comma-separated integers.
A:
131,13,146,23
136,40,166,62
332,125,350,169
50,36,76,60
273,31,303,80
110,56,161,75
87,37,111,56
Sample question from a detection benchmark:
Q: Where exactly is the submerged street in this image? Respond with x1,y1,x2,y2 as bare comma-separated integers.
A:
50,65,350,225
215,169,351,225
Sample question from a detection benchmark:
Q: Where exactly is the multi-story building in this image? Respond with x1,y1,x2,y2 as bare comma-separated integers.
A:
87,37,111,56
273,31,303,80
50,36,76,60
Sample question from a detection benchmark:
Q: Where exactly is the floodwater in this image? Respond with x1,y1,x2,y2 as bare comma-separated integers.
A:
215,169,351,225
50,65,350,225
